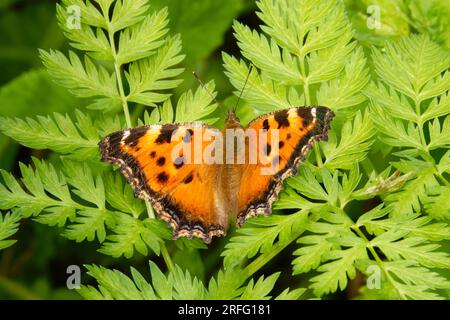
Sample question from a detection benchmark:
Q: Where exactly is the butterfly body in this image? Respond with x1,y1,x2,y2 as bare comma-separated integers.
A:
99,106,334,243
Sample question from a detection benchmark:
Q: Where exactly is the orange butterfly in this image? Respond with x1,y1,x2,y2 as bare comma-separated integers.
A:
99,107,334,243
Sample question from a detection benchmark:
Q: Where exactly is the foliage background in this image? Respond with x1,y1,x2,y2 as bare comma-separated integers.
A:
0,0,449,299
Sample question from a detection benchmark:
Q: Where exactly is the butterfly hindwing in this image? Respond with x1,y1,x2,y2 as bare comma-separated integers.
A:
99,123,226,242
237,106,334,226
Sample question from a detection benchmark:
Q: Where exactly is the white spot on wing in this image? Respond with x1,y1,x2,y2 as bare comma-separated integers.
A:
311,107,317,118
287,108,297,118
122,130,130,141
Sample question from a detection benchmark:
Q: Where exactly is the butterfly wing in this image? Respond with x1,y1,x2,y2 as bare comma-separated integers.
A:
99,123,226,242
237,106,334,226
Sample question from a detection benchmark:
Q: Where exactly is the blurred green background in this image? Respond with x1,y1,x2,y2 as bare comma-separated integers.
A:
0,0,448,299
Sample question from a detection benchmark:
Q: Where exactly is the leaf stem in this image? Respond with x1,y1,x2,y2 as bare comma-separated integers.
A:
145,201,156,220
414,99,428,150
299,58,323,167
101,1,131,129
108,29,132,128
242,240,291,278
313,144,324,167
160,245,175,273
299,59,310,105
435,172,449,186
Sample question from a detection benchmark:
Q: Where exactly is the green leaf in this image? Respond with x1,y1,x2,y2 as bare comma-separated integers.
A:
358,206,450,241
275,287,306,300
309,242,367,296
256,0,347,57
292,234,333,275
80,262,207,300
103,171,145,218
0,211,21,250
0,110,100,160
169,263,207,300
59,0,108,29
63,160,105,209
371,230,450,269
174,80,219,124
126,35,184,106
428,117,450,150
35,206,76,228
286,167,342,207
233,20,303,85
207,269,246,300
56,3,112,61
64,208,113,243
423,186,450,220
99,214,170,258
0,161,66,218
364,82,418,122
385,160,439,215
223,53,292,113
39,49,119,99
81,264,146,300
385,260,450,290
371,34,450,102
421,91,450,123
223,211,308,268
293,211,355,276
110,0,149,33
370,104,425,151
116,7,169,66
322,111,375,170
240,273,280,300
316,47,369,110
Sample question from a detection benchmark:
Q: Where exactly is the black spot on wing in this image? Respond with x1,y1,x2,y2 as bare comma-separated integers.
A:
156,157,166,166
124,127,148,147
157,172,169,183
297,107,313,127
279,141,285,148
183,173,193,184
155,124,177,144
274,110,290,128
150,151,156,158
262,119,270,131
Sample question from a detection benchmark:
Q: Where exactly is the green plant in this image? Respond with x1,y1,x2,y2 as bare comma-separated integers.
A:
0,0,449,300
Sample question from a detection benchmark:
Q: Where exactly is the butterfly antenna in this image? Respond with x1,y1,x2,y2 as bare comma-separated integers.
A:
233,63,254,113
192,71,220,106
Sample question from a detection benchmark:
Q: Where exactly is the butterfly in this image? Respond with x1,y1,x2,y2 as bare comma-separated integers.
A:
99,106,334,243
